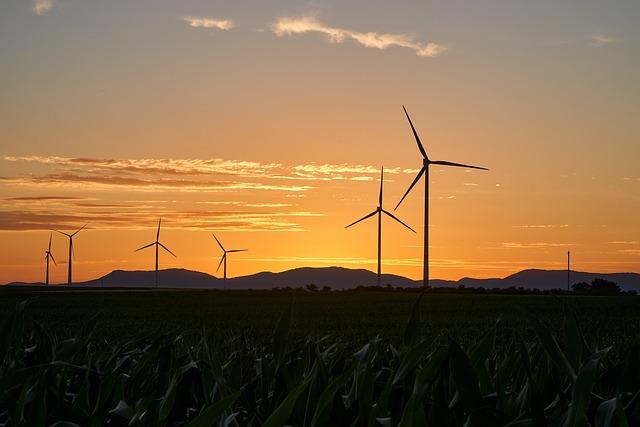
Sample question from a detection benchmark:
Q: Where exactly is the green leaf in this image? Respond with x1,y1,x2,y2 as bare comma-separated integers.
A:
403,293,423,347
517,336,546,427
448,338,482,412
563,310,583,370
393,340,431,385
527,313,576,381
185,392,240,427
616,393,630,427
273,299,293,362
563,356,600,427
263,377,311,427
310,368,353,427
595,398,617,427
158,375,178,421
108,400,132,419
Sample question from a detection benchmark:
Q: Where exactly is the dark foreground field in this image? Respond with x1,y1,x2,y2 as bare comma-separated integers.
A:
2,288,640,425
2,288,640,346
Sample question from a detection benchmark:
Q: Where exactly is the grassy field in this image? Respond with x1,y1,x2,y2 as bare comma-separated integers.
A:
1,287,640,347
2,288,640,425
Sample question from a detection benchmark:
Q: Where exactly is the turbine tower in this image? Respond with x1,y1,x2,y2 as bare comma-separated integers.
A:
212,234,247,290
56,225,86,287
44,232,56,286
395,106,488,287
135,218,176,288
345,167,415,286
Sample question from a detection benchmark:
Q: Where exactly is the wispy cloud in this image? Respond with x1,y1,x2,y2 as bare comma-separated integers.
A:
32,0,53,15
513,224,569,229
590,33,618,47
0,174,312,193
501,242,573,249
4,196,87,202
619,249,640,255
2,156,416,186
0,208,321,232
183,16,234,30
271,16,446,57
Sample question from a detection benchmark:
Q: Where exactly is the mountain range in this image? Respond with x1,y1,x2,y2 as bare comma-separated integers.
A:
5,267,640,291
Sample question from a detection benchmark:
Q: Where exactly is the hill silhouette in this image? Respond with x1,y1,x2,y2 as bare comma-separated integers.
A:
5,267,640,291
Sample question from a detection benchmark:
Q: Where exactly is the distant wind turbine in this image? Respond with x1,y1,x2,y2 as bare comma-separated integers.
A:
44,232,56,286
56,225,86,287
395,106,488,287
135,218,176,288
345,167,416,286
212,234,247,290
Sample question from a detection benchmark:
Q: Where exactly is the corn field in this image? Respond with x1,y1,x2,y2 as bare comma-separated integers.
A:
1,295,639,426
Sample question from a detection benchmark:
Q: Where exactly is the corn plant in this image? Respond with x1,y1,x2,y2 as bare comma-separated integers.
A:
1,296,638,426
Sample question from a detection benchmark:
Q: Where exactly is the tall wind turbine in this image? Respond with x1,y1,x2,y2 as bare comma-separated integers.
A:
345,167,416,286
395,106,488,287
135,218,176,288
212,234,247,290
56,225,86,287
44,232,56,286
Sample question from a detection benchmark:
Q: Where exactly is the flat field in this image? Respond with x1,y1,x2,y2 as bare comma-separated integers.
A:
1,287,639,348
3,287,640,426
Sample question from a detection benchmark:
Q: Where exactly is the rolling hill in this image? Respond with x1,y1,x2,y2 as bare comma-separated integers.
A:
5,267,640,291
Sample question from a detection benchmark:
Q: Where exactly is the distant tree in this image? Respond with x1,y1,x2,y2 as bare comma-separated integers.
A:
572,282,591,294
306,284,318,292
321,286,331,292
572,279,621,296
590,278,621,295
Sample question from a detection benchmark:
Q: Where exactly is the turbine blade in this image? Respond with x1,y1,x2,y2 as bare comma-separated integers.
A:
48,232,52,251
50,252,57,265
135,242,156,252
378,166,384,207
212,234,225,252
430,160,488,171
345,210,378,229
71,224,87,237
382,209,416,233
158,242,177,257
156,218,161,241
403,106,428,159
227,249,248,253
216,254,226,272
55,230,72,237
394,167,425,210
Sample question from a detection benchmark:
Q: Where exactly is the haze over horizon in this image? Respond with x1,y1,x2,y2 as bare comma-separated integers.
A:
1,0,639,284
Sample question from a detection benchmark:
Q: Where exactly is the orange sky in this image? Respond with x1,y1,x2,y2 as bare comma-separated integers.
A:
1,0,638,283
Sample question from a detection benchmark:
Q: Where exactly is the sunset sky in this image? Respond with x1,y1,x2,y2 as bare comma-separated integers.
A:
1,0,638,284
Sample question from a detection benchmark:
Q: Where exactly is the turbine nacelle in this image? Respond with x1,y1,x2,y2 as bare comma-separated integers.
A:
212,234,247,288
134,218,176,288
345,166,416,286
396,106,489,286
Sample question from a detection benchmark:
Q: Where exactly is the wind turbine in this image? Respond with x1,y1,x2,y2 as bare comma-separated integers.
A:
395,106,488,287
135,218,176,288
44,232,56,286
212,234,247,290
345,167,416,286
56,225,86,287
